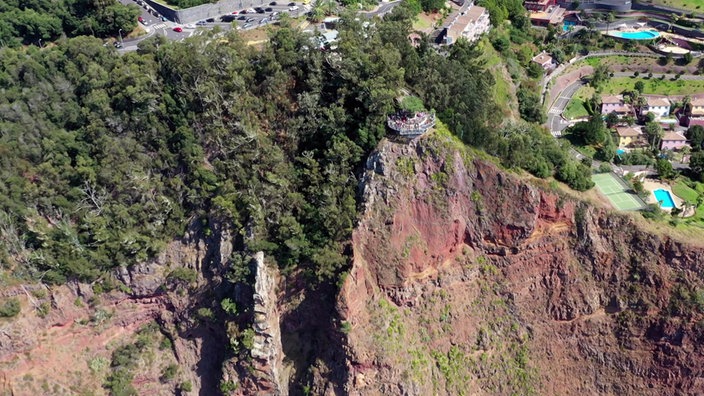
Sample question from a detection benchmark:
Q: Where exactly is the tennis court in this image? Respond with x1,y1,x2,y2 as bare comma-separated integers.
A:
592,173,645,211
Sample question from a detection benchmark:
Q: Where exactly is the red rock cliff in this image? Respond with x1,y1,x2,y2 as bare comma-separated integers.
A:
336,132,704,396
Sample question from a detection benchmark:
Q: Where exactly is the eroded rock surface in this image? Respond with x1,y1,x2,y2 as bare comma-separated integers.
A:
338,134,704,396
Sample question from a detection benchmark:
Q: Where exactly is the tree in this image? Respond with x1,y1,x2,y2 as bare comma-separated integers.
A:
420,0,445,12
605,12,615,34
632,178,645,195
686,125,704,150
690,151,704,181
644,122,664,150
634,80,645,93
605,111,620,127
655,158,675,179
517,87,546,123
590,64,611,90
684,52,694,65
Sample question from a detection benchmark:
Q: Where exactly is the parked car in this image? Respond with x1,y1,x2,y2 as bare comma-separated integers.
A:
270,1,277,4
255,7,265,13
206,18,215,22
246,17,255,22
173,26,183,32
288,2,295,5
196,20,207,26
138,16,144,23
232,10,238,14
237,15,247,20
260,18,269,24
265,7,273,11
221,15,236,22
288,5,299,10
114,42,123,48
271,11,279,16
243,23,252,28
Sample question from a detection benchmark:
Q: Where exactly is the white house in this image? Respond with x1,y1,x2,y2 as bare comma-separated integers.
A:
443,2,491,45
643,96,671,119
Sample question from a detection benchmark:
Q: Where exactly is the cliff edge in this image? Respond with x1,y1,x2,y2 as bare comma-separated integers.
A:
338,130,704,395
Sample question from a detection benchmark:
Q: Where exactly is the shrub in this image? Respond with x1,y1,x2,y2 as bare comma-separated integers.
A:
0,298,21,318
161,364,178,382
598,163,613,173
196,307,214,321
180,381,193,392
167,268,197,284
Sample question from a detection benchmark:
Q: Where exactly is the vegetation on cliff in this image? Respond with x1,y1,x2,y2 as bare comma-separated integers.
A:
0,0,140,46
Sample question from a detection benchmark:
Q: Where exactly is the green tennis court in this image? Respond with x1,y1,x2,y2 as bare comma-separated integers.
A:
592,173,645,211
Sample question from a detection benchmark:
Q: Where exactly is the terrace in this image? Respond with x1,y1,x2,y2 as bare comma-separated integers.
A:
387,111,436,136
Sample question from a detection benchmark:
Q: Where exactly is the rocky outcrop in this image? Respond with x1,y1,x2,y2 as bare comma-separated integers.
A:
250,251,287,395
338,133,704,395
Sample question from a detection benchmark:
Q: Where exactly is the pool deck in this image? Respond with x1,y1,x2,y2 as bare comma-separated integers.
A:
642,178,695,216
604,29,660,40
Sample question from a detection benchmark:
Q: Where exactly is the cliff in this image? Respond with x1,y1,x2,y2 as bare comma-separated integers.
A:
337,130,704,395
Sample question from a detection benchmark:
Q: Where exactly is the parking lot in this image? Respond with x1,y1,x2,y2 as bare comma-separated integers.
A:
115,0,308,50
195,3,306,31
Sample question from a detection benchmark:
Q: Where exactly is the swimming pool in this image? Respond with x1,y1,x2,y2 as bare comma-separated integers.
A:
610,30,660,40
617,149,626,155
563,21,576,32
653,189,675,209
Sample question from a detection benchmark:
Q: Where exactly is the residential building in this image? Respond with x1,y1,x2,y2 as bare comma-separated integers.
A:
531,52,556,71
529,5,566,26
524,0,556,12
601,95,633,116
443,2,491,45
679,96,704,127
642,96,670,119
691,97,704,119
614,126,643,148
661,131,689,151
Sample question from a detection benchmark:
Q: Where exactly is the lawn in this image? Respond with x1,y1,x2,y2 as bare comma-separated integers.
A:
671,177,704,229
562,85,595,120
653,0,704,13
564,56,662,75
601,77,704,96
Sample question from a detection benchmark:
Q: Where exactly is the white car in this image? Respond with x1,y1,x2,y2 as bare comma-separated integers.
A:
289,5,299,10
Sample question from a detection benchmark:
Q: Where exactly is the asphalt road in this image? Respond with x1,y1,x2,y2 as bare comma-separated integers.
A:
547,79,584,137
361,1,401,18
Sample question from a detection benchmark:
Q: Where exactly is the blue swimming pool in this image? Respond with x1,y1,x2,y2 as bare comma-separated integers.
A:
563,21,576,32
610,30,660,40
617,149,626,155
654,189,675,209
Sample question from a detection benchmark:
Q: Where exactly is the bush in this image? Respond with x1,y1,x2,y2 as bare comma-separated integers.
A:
196,307,214,321
167,268,197,284
161,364,178,382
0,298,21,318
597,163,613,173
400,96,425,112
180,381,193,392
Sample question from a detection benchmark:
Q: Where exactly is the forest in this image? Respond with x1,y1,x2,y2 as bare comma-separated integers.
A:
0,0,139,46
0,6,591,287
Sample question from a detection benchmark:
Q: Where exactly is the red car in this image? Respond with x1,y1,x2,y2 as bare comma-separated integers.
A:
173,27,183,32
138,16,144,23
232,10,238,14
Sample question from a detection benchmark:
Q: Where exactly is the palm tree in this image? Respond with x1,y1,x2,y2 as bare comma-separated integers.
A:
605,12,615,35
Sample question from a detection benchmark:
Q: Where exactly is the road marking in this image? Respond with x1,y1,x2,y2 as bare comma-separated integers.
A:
152,23,166,30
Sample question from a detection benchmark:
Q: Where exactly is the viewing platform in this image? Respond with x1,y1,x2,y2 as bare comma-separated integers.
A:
387,111,436,136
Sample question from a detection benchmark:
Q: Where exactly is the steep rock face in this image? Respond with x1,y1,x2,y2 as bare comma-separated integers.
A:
249,251,287,395
339,133,704,395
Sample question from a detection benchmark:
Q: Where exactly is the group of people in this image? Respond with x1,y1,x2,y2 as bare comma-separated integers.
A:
387,111,435,135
